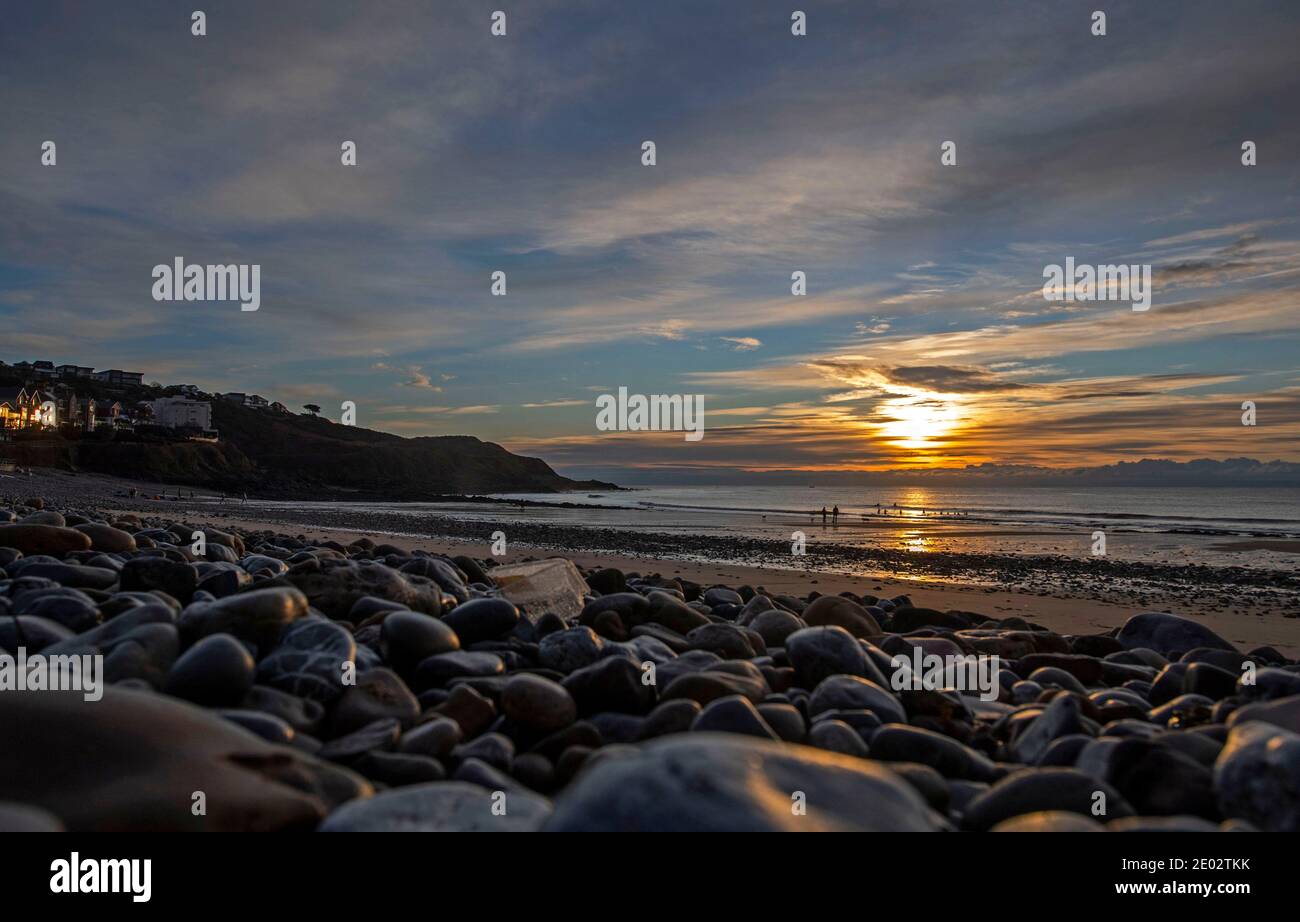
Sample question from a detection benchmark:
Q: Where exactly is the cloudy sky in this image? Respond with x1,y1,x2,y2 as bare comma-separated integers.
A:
2,0,1298,481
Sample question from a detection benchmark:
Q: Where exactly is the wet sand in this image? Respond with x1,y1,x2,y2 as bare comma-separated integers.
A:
1208,539,1300,554
10,467,1299,654
180,514,1300,656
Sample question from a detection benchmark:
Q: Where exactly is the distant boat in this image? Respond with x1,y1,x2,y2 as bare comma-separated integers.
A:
587,494,602,498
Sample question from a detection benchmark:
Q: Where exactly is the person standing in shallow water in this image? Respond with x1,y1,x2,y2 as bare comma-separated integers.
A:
820,506,828,524
832,505,840,524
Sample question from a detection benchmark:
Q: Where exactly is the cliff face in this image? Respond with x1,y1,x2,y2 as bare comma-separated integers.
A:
4,401,615,497
206,401,616,497
6,438,257,489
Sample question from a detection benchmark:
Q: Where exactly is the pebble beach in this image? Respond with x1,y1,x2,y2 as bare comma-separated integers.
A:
3,474,1300,832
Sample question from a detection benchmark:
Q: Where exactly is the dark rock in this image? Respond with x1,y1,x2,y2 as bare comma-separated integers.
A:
218,709,296,746
660,670,766,706
441,597,520,645
686,622,757,659
163,633,255,706
562,656,655,716
101,623,180,687
241,684,326,735
319,781,551,831
748,608,806,648
256,616,357,702
0,524,92,556
179,586,309,652
502,673,577,732
1103,738,1218,819
120,557,197,603
801,595,881,638
379,610,460,675
1214,722,1300,831
289,559,442,620
637,699,702,739
870,723,1002,781
0,615,75,652
1238,667,1300,703
1009,694,1085,764
886,761,950,811
353,750,446,786
0,685,369,830
11,587,100,632
73,523,137,553
962,768,1134,830
1182,662,1238,700
786,626,884,689
430,684,497,736
1018,653,1102,686
545,734,943,831
414,651,505,688
1026,667,1086,694
1117,612,1235,657
538,626,605,673
1227,694,1300,734
451,732,515,772
318,718,401,762
585,568,626,595
644,591,710,634
808,675,906,724
330,668,420,735
991,811,1105,832
888,607,969,632
0,802,65,832
757,702,806,742
807,719,869,756
691,694,780,740
398,716,463,758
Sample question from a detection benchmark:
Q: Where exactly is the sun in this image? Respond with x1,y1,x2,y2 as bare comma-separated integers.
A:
877,392,963,451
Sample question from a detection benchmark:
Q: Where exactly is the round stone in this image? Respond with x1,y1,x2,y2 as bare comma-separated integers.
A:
164,633,256,706
502,674,578,732
319,781,552,832
380,610,460,674
256,617,358,703
545,733,943,831
440,597,520,644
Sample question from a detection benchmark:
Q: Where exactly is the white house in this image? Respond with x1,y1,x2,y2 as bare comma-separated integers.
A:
148,397,212,430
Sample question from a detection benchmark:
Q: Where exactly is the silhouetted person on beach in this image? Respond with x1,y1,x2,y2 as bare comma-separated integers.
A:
820,506,828,524
832,505,840,524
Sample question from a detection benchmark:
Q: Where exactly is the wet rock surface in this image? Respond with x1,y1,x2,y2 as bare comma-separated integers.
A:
2,497,1297,831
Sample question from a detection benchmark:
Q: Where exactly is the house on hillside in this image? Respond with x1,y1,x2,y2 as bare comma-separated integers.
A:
93,369,145,387
13,360,56,379
93,400,125,429
71,392,98,429
0,387,57,430
0,387,39,430
148,396,213,431
220,391,270,409
56,364,94,380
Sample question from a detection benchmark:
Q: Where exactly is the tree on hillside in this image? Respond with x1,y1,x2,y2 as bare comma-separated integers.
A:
303,404,321,416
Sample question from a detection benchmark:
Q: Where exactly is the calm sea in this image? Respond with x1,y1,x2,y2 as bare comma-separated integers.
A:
250,484,1300,570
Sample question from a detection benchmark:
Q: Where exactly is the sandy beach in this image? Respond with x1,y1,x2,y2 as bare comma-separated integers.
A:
7,467,1297,654
193,514,1300,657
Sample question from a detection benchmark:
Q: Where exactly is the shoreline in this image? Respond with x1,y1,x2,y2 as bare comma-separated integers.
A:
9,467,1299,653
151,511,1300,656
